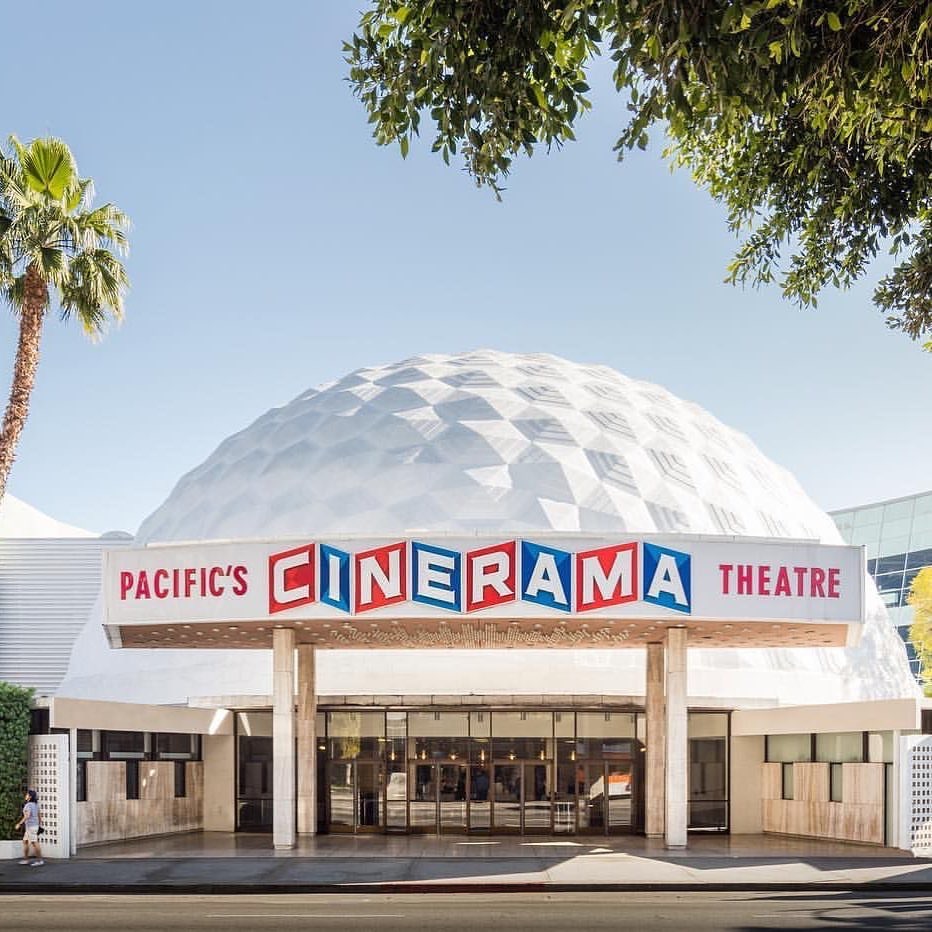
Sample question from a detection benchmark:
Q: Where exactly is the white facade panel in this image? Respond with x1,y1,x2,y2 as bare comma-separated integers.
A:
0,538,129,694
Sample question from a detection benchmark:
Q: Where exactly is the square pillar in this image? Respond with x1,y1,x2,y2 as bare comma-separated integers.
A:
645,641,665,837
664,625,688,848
297,644,317,835
272,626,296,849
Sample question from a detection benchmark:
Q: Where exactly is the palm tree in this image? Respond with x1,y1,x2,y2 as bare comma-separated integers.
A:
0,136,129,502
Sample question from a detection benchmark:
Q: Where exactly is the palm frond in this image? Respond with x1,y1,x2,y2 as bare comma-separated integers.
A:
0,135,130,323
59,247,129,336
9,135,79,202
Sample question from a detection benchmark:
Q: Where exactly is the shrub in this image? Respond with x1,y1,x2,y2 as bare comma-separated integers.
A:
0,682,33,839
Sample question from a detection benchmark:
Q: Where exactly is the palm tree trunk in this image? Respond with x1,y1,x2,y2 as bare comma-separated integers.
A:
0,263,47,502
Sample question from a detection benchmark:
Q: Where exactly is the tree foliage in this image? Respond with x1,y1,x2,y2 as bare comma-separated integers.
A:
908,566,932,695
0,136,129,501
0,681,32,840
347,1,932,345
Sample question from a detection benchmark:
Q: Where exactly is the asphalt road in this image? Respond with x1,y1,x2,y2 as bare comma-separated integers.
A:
1,892,931,930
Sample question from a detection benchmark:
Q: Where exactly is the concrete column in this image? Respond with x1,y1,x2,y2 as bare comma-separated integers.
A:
69,727,78,856
297,644,317,835
272,627,296,849
890,729,901,850
645,641,665,837
664,626,688,848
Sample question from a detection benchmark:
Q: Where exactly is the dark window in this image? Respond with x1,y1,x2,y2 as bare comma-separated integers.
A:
156,733,200,760
29,709,49,735
875,572,904,593
875,553,907,575
125,759,140,799
906,549,932,571
76,761,87,803
103,731,146,760
174,761,187,798
77,730,94,755
781,763,794,800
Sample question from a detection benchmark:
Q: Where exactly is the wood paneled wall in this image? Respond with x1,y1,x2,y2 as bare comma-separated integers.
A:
760,761,885,845
77,761,203,846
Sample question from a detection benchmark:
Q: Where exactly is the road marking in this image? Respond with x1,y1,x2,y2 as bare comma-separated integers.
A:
206,914,405,919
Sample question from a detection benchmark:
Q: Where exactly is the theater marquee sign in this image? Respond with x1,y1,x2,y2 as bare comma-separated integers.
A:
102,535,865,650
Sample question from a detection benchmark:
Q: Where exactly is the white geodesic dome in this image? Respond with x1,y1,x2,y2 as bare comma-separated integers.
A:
59,350,918,704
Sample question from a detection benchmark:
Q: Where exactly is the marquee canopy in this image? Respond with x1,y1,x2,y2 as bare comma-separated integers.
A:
103,534,864,651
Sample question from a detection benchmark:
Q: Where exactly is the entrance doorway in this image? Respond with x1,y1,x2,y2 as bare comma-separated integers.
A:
328,760,383,833
492,762,552,833
576,761,635,833
235,711,273,832
409,763,467,833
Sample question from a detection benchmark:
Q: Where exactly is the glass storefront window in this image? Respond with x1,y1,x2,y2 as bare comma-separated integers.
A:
557,738,578,764
328,711,384,759
491,737,551,761
687,713,728,738
236,711,272,737
577,712,635,738
554,711,574,737
328,711,384,737
408,711,468,737
470,738,491,764
410,735,469,761
868,731,894,763
815,732,863,763
469,711,491,737
492,711,552,737
329,736,382,759
766,733,812,762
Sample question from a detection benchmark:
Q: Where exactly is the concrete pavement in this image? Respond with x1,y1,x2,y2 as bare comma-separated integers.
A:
2,833,931,894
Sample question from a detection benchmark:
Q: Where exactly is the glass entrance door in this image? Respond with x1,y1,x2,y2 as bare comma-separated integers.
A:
327,760,384,833
492,762,552,833
578,761,634,833
409,762,468,834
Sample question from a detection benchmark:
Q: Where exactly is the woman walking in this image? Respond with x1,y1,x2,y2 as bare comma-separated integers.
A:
14,789,43,866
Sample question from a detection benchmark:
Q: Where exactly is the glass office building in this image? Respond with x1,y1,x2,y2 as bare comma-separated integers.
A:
831,491,932,680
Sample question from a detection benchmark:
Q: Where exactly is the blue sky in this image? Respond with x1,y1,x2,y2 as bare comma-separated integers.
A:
2,2,929,534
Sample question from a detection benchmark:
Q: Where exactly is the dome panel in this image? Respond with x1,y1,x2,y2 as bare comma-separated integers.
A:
57,349,917,706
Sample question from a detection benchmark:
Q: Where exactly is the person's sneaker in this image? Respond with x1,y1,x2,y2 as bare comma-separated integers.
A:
18,859,30,865
28,860,44,867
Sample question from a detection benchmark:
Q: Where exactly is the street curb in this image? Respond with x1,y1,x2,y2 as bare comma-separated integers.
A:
3,882,932,895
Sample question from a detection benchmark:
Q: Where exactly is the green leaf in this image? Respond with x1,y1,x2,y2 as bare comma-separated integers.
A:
826,12,842,31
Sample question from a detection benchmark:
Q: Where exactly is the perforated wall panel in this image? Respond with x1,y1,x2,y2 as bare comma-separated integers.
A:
27,734,70,859
900,735,932,854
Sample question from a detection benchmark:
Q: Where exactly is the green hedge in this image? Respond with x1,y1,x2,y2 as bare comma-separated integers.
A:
0,682,33,840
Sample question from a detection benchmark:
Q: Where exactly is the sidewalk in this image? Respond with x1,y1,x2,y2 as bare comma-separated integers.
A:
2,833,931,894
